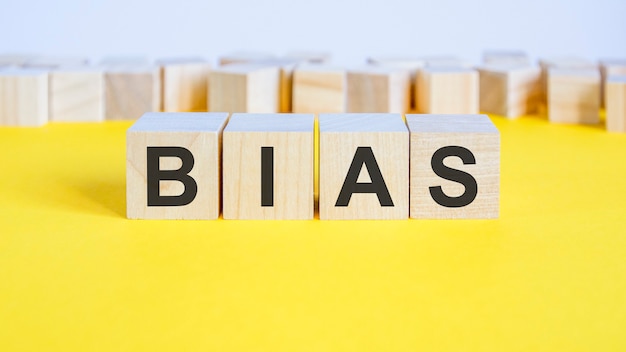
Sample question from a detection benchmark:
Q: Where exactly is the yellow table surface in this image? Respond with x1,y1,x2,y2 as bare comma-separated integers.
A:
1,115,625,351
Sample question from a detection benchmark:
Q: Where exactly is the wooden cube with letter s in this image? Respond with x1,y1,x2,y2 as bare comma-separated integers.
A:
407,114,500,219
126,112,229,220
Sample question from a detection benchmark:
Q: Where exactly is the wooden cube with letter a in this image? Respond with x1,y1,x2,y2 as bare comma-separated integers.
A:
0,68,48,126
407,114,499,219
209,64,280,113
126,112,229,220
222,113,314,220
319,113,409,220
548,69,600,124
416,67,478,114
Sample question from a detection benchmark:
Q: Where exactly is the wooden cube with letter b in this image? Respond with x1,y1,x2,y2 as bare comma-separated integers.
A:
222,113,314,220
407,114,499,219
319,113,409,220
126,112,229,220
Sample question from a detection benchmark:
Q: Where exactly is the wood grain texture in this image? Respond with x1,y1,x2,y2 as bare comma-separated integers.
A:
222,113,314,220
548,69,600,124
538,57,597,113
159,58,210,112
208,64,280,113
366,57,425,111
606,77,626,133
406,114,499,219
104,65,161,120
0,68,48,126
416,67,478,114
319,113,409,220
126,112,229,220
347,67,411,113
292,65,346,113
50,68,104,122
254,59,300,113
478,65,541,118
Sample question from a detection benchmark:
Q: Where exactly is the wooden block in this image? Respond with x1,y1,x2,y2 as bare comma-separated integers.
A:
0,68,48,126
600,59,626,107
158,58,210,112
219,52,275,66
548,68,600,124
208,64,280,113
50,67,104,122
319,113,409,220
24,56,88,69
538,57,597,112
104,65,161,120
406,114,499,219
284,51,331,64
126,112,228,220
478,65,541,118
222,113,314,220
482,50,530,66
346,66,411,113
606,76,626,133
292,65,346,113
255,59,300,113
367,57,426,112
416,67,478,114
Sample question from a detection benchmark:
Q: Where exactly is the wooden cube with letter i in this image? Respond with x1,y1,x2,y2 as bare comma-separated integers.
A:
407,114,499,219
126,112,229,220
222,113,314,220
319,113,409,220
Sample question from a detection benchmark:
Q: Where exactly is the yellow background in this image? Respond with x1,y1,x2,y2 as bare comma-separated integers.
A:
1,115,625,351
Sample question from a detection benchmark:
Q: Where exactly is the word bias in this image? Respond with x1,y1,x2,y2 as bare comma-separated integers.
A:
127,112,500,220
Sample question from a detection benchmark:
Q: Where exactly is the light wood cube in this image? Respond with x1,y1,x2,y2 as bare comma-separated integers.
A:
367,57,426,112
158,58,210,112
600,59,626,107
126,112,228,220
606,76,626,133
407,114,499,219
548,69,600,124
209,64,280,113
482,50,529,66
292,65,346,113
219,52,275,66
0,68,48,126
346,66,411,113
50,67,104,122
104,65,161,120
222,113,314,220
319,113,409,220
538,57,597,112
416,67,478,114
478,65,541,118
255,59,300,113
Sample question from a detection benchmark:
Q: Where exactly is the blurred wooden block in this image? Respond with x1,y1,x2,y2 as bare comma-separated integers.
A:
50,67,104,122
104,65,161,120
0,68,48,126
478,65,541,118
292,65,346,113
482,50,529,66
24,56,88,69
606,76,626,133
208,64,280,113
219,52,275,66
255,59,300,113
158,58,210,112
284,51,331,64
600,59,626,107
367,57,426,112
416,67,478,114
407,114,499,219
222,113,314,220
126,112,228,220
347,66,411,113
538,57,597,112
548,69,600,124
319,113,409,220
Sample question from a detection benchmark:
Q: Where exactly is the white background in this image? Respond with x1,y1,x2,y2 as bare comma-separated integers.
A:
1,0,625,65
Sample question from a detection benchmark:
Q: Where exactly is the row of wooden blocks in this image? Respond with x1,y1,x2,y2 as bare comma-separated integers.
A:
2,53,626,132
127,112,500,220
